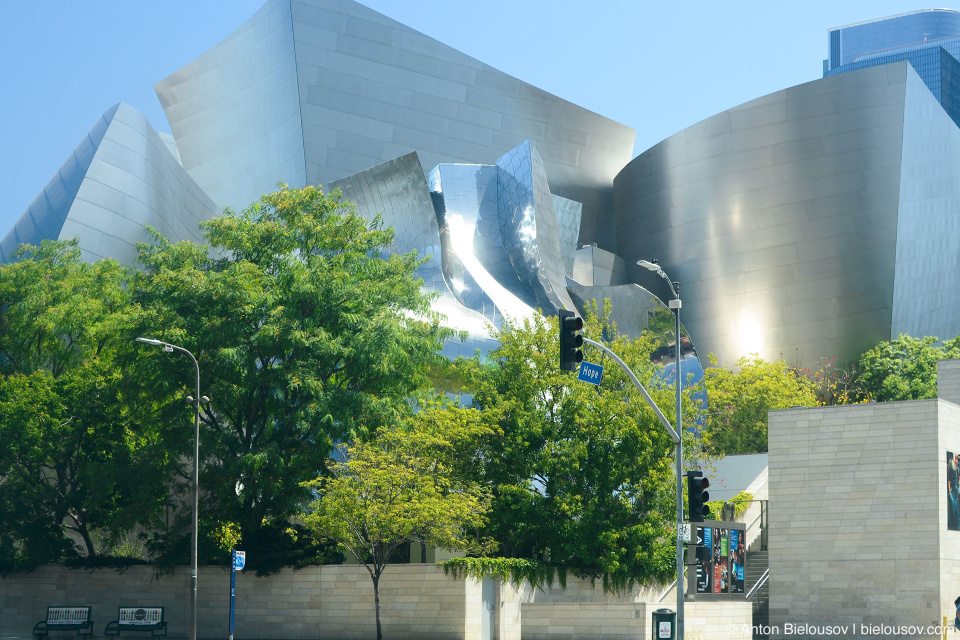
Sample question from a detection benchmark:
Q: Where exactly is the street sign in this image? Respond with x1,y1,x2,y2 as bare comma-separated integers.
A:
233,550,245,571
578,361,603,385
678,523,691,543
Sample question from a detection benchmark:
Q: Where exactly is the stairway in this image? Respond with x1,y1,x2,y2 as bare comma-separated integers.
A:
745,548,769,640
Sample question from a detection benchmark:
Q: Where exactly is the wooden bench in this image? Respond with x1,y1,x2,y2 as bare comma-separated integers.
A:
33,607,93,637
104,607,167,637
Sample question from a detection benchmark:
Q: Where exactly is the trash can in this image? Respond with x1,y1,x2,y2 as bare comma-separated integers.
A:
651,608,676,640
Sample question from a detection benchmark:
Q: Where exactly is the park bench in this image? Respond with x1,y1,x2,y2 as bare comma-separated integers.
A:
105,607,167,637
33,607,93,638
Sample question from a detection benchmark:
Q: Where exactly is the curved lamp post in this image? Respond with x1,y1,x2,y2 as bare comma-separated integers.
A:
135,337,205,640
637,259,685,640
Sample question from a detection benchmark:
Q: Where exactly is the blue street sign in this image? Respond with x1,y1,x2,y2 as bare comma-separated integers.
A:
233,550,245,570
578,361,603,385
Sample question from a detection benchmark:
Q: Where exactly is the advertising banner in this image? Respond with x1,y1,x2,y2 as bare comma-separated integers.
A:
693,520,746,598
948,452,959,531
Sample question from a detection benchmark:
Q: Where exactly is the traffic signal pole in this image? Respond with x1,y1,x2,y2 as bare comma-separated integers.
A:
579,336,685,638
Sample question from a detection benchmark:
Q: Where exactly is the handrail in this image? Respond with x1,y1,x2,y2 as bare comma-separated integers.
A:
745,569,769,601
656,579,677,603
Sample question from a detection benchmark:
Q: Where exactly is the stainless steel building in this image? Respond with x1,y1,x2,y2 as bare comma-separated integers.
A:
154,0,635,252
0,103,217,265
614,61,960,367
11,1,960,373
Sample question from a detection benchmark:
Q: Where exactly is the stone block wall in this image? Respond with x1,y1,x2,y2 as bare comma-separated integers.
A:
766,360,960,640
0,564,752,640
938,359,960,405
520,603,646,640
0,564,467,640
518,600,750,640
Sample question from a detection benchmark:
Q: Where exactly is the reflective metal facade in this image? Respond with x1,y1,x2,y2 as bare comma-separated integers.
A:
328,152,443,292
567,284,706,393
891,69,960,342
613,63,950,368
153,0,306,214
429,140,576,322
154,0,635,250
495,141,574,314
326,141,696,366
1,103,218,265
328,152,498,360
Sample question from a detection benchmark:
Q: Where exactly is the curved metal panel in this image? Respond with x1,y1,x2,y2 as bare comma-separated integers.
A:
891,69,960,342
566,283,705,390
154,0,306,212
495,140,576,315
615,64,913,368
2,103,219,266
156,0,634,250
329,154,499,359
553,195,583,279
329,152,444,293
430,162,533,324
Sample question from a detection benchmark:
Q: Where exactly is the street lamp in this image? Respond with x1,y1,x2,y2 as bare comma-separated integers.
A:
637,259,685,640
135,337,206,640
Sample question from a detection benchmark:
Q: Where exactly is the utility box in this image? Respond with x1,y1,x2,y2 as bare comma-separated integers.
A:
651,608,676,639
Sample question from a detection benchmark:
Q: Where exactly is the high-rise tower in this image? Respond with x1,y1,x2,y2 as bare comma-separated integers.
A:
824,9,960,126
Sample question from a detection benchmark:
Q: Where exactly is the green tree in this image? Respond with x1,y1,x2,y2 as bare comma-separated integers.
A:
456,304,693,591
301,402,491,640
857,333,960,402
0,240,171,568
131,184,455,572
702,354,818,455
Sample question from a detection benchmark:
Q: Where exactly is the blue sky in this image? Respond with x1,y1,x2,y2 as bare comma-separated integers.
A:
0,0,931,239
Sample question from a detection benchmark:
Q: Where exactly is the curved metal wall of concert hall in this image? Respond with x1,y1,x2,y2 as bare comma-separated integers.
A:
614,61,960,368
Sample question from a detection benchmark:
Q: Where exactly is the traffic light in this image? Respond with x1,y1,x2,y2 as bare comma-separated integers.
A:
558,309,584,372
687,470,710,522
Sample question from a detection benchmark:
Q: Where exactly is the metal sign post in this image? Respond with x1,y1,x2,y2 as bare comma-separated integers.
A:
229,550,245,640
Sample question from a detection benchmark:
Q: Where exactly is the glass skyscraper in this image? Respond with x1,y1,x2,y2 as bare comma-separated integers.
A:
824,9,960,126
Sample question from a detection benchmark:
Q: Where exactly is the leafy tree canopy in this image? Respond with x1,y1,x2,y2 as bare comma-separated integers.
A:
857,333,960,402
456,303,697,592
702,354,818,455
301,400,491,640
0,240,172,570
131,184,456,572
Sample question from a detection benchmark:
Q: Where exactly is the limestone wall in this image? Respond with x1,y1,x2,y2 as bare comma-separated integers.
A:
0,564,467,640
769,400,944,638
0,564,752,640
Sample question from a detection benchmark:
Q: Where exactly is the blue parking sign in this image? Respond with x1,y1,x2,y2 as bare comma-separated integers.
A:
578,361,603,385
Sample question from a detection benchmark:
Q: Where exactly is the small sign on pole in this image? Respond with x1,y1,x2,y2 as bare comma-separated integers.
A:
577,361,603,385
229,550,245,640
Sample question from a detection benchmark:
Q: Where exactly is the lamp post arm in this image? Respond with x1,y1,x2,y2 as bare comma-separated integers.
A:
159,342,200,640
581,337,680,444
134,336,201,640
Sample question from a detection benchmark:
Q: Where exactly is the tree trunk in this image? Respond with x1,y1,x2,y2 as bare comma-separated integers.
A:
77,521,97,558
420,539,427,564
372,572,382,640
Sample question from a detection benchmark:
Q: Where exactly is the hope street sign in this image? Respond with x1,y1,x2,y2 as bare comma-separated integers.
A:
578,361,603,385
